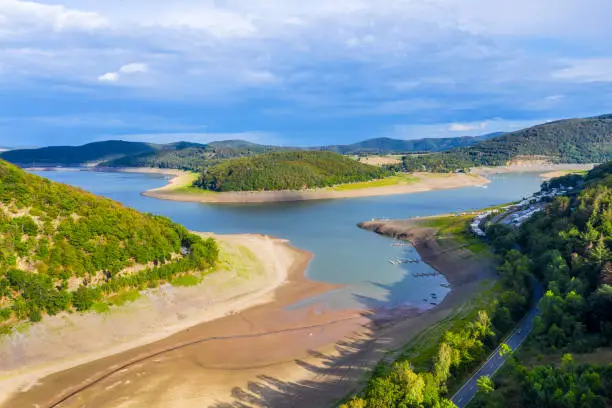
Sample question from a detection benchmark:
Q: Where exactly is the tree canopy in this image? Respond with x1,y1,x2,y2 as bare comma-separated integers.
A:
194,151,393,192
0,159,218,331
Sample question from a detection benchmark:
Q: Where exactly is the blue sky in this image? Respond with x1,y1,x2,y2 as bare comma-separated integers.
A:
2,0,612,147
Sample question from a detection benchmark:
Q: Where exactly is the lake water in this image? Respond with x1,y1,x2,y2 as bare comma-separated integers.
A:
33,170,542,310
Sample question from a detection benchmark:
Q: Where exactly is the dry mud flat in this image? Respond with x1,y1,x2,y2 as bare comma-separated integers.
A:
2,219,495,408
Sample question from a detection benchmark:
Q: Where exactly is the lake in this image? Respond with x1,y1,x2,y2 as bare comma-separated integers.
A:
33,170,543,310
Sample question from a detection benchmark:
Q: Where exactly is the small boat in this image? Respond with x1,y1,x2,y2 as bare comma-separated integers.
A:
430,302,438,306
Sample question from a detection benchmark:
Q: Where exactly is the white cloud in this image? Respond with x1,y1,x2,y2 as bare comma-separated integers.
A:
97,62,148,83
1,0,612,129
393,118,550,139
240,70,280,85
119,63,148,74
97,72,118,82
552,59,612,83
449,122,487,132
545,94,565,101
0,0,108,35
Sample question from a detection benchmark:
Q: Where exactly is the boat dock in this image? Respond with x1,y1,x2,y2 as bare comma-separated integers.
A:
391,242,413,247
412,271,440,278
388,258,420,265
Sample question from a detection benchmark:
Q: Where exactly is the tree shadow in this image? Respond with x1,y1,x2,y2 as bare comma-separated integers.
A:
208,268,437,407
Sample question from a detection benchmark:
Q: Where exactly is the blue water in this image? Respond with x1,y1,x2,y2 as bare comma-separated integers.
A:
33,170,542,310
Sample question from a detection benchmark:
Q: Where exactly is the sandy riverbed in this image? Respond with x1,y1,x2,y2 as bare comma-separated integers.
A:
0,233,312,407
143,172,490,204
1,217,496,408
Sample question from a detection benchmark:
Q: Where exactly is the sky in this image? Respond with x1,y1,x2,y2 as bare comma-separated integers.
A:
1,0,612,147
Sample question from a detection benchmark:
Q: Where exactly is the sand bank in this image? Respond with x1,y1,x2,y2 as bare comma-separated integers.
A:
0,233,312,407
143,172,490,204
2,218,496,408
474,162,595,176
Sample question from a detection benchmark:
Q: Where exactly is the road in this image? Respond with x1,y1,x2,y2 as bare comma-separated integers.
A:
451,280,543,408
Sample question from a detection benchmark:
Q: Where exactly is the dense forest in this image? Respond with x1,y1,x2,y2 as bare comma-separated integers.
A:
0,140,158,166
103,141,288,171
401,114,612,172
194,151,393,192
0,159,218,330
343,161,612,407
470,161,612,407
323,134,501,155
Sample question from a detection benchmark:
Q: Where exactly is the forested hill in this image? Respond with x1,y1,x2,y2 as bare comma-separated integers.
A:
323,133,502,155
0,159,218,329
0,140,158,166
194,151,392,192
404,114,612,172
102,140,287,171
463,160,612,407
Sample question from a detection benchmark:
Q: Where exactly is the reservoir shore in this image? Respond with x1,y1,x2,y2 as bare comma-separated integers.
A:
26,163,595,205
141,172,491,203
1,217,496,408
2,164,586,407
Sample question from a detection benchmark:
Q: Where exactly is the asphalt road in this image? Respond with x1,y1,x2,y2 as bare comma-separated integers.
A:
451,280,543,408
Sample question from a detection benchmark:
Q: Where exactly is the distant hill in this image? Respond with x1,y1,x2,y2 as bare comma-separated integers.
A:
0,159,218,328
103,140,288,171
323,133,502,155
0,141,158,166
403,114,612,172
194,151,392,192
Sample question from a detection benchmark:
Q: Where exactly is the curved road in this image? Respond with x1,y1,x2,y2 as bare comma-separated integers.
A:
451,280,543,408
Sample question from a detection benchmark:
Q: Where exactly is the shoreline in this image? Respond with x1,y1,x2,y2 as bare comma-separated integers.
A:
143,172,491,203
2,217,497,408
0,233,314,407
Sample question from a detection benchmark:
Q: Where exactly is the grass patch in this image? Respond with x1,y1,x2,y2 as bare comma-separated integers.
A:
91,301,110,313
417,214,490,255
171,274,202,287
216,240,263,279
328,174,419,191
107,289,141,307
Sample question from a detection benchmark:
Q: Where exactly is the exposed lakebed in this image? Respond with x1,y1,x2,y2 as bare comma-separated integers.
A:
34,170,542,310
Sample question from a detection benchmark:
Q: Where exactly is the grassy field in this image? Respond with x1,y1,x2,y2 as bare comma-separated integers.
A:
417,214,490,255
326,173,419,191
171,274,202,287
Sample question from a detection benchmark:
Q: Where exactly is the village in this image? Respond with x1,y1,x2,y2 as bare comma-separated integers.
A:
469,185,574,237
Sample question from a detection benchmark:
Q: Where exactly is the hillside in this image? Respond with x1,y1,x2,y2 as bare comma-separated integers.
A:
404,114,612,172
103,140,287,171
194,151,392,192
471,160,612,407
0,141,158,166
0,159,218,329
324,133,501,155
